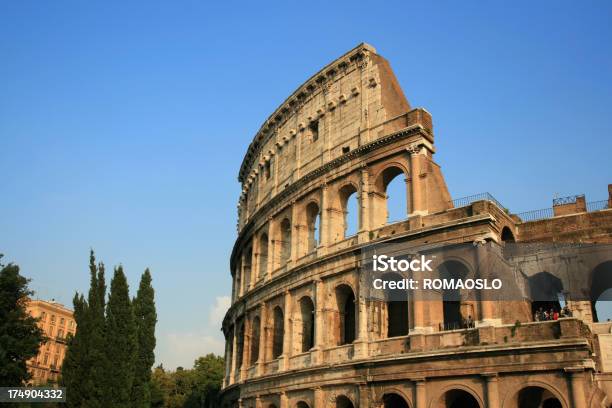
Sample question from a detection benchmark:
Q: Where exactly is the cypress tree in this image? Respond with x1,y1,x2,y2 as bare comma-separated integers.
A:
132,268,157,408
0,259,44,386
62,251,108,407
104,266,137,408
62,293,87,406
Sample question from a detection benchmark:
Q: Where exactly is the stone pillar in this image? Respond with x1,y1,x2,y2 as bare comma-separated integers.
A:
257,303,267,376
483,373,500,408
312,279,325,363
289,201,299,266
230,322,238,385
411,267,431,333
415,378,426,408
358,383,369,408
319,184,330,249
238,398,244,408
223,333,231,387
255,396,262,408
358,167,371,244
354,274,369,358
242,318,251,378
314,387,325,408
566,367,586,408
409,146,426,216
474,241,501,327
281,290,292,370
266,221,274,279
280,392,289,408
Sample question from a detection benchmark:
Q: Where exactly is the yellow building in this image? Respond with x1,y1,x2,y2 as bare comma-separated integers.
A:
25,299,76,385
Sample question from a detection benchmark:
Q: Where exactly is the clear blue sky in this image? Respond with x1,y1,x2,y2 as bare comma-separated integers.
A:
1,1,611,369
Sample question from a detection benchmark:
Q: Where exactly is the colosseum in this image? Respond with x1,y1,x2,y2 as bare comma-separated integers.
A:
220,43,612,408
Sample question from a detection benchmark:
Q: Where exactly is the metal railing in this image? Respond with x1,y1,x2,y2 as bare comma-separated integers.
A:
450,192,506,211
552,194,584,206
517,199,609,222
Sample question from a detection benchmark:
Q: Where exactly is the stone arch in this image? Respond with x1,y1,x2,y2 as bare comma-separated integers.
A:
431,384,483,408
235,320,245,369
305,201,321,253
279,217,292,265
501,226,515,243
272,306,284,359
373,163,410,226
501,381,568,408
259,232,269,279
296,402,311,408
381,272,409,338
335,395,355,408
334,284,357,345
338,182,359,239
382,390,411,408
243,246,253,291
529,271,564,320
298,296,315,352
590,261,612,322
437,260,471,330
250,316,261,365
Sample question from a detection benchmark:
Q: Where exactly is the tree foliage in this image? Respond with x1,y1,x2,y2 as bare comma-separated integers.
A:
0,258,44,386
150,354,225,408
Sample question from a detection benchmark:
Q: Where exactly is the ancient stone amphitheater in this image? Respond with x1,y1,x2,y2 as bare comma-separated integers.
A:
220,43,612,408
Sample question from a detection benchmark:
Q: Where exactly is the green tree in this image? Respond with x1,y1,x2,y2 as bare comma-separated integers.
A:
104,266,137,408
186,354,225,408
0,257,44,386
62,251,107,407
132,268,157,408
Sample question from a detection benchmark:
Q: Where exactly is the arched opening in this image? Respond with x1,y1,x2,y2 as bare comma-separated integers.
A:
250,316,260,365
272,306,284,359
267,405,277,408
340,184,359,238
379,166,408,224
383,393,410,408
335,284,356,345
296,402,311,408
383,272,409,338
501,226,515,243
529,272,564,320
258,233,269,279
299,296,315,352
439,261,470,330
280,218,292,264
517,386,562,408
591,261,612,322
244,246,252,291
236,321,244,369
306,202,320,252
440,389,480,408
336,395,355,408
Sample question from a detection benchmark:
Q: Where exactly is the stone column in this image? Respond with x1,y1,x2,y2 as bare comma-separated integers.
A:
354,274,369,358
281,290,292,370
474,241,501,326
280,392,289,408
314,387,325,408
257,303,267,376
483,373,500,408
242,318,251,379
230,323,238,384
408,146,423,216
358,383,369,408
411,266,430,333
319,184,330,250
266,221,274,279
223,333,231,387
414,379,426,408
358,167,371,244
312,279,325,364
238,398,244,408
566,367,586,408
289,201,299,266
255,396,262,408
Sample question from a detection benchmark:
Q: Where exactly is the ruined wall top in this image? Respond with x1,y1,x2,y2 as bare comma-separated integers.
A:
237,43,419,228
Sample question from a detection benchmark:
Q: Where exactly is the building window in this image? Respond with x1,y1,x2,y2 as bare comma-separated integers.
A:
69,320,74,329
43,354,49,365
50,315,56,324
309,120,319,142
60,318,65,326
40,312,47,322
58,329,64,339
